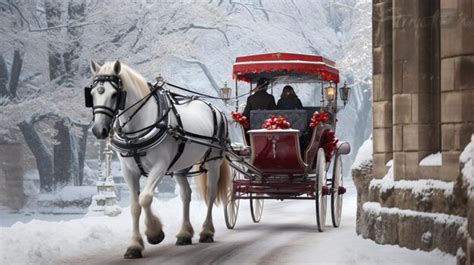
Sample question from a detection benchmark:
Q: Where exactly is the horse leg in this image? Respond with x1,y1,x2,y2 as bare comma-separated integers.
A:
174,175,194,245
139,166,166,245
199,160,220,243
123,171,144,259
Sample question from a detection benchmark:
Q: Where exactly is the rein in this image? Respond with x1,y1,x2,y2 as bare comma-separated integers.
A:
113,82,167,137
165,82,252,101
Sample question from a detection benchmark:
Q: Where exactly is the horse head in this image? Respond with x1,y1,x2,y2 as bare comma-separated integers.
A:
86,60,126,139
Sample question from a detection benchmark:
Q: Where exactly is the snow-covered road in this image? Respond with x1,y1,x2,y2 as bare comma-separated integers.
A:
22,182,451,265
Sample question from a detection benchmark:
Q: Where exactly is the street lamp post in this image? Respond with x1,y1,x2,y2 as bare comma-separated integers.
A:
89,137,121,217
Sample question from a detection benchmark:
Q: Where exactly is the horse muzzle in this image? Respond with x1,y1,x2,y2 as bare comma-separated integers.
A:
92,124,111,139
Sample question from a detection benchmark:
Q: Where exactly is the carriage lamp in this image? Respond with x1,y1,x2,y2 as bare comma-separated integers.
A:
220,82,232,104
324,83,336,102
339,82,351,106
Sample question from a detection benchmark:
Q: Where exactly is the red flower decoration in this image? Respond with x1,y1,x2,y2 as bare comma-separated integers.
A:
261,115,291,130
320,130,339,161
231,111,249,129
309,111,329,128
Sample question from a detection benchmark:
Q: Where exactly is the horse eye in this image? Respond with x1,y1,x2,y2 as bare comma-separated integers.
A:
111,93,117,98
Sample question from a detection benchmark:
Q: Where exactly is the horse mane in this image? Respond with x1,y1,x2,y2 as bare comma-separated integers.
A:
97,62,149,98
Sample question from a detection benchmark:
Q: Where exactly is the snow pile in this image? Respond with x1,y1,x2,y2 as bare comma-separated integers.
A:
370,164,454,197
460,134,474,199
363,202,466,226
351,136,372,170
36,186,97,214
420,152,442,166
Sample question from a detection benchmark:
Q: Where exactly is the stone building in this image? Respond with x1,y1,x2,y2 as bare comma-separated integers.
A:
353,0,474,264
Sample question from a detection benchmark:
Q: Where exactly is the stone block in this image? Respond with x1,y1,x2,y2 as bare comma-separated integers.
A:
454,123,474,151
393,94,412,124
441,91,464,123
394,28,416,60
393,0,416,29
373,153,392,178
441,151,461,181
402,57,420,94
393,152,406,180
374,128,393,153
462,89,474,122
393,60,404,94
411,93,436,124
441,7,474,58
402,124,436,152
359,204,465,255
418,165,442,180
457,56,474,91
373,47,383,75
373,74,393,102
442,123,455,151
393,125,403,151
373,101,393,128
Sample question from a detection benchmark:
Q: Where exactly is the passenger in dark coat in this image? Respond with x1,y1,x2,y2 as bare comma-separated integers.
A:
242,77,277,119
277,85,303,110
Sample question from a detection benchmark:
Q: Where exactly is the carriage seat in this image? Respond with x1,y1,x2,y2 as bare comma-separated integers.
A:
249,110,308,136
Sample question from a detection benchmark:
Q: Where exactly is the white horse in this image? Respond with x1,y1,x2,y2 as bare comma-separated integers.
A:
87,60,231,259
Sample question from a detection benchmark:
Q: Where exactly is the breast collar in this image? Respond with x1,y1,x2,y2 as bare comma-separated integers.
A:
110,88,170,155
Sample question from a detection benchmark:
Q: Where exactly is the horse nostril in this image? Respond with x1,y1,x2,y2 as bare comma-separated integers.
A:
101,128,108,138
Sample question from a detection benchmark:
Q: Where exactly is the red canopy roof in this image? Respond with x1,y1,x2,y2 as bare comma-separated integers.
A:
233,53,340,83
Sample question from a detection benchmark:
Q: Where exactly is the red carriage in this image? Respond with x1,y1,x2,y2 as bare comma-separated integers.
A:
224,53,351,232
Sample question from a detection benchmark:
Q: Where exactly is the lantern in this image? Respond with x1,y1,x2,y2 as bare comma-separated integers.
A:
220,82,232,103
339,82,351,106
324,83,336,102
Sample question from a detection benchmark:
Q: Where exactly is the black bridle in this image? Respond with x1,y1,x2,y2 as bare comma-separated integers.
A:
84,75,127,119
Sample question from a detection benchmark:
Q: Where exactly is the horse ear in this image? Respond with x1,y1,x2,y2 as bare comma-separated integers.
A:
113,60,121,75
90,60,101,74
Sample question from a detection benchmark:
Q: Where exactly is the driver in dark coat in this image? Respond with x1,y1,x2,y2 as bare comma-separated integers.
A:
243,77,277,119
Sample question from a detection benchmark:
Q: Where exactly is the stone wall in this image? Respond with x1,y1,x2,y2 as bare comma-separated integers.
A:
357,0,474,263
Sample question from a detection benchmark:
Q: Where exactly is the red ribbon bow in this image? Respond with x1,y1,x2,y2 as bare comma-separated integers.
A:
231,111,249,129
261,115,291,130
309,111,329,128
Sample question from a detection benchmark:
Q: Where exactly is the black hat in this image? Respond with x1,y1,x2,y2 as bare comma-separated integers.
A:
256,77,269,89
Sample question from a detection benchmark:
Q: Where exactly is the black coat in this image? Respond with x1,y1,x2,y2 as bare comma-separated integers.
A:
277,97,303,110
243,90,277,118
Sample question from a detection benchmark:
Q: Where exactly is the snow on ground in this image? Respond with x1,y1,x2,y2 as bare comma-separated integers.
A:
0,180,455,265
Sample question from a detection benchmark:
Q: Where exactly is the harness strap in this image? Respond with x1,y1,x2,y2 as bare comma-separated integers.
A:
119,151,148,177
166,90,187,172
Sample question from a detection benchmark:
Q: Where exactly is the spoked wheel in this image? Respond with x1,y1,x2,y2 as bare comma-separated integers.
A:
331,155,345,227
224,166,240,229
250,194,264,223
315,148,328,232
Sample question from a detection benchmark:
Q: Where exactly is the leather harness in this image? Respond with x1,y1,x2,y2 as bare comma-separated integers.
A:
103,80,227,177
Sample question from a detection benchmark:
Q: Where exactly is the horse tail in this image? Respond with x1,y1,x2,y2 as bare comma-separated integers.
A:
197,158,231,206
217,158,231,206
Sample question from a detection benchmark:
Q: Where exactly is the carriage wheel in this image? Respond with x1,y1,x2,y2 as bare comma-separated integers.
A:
315,148,328,232
250,194,264,223
224,167,240,229
331,155,344,227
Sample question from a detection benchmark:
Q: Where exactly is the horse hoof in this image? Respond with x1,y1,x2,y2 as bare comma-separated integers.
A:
147,230,165,245
199,235,214,243
176,237,192,245
124,247,142,259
